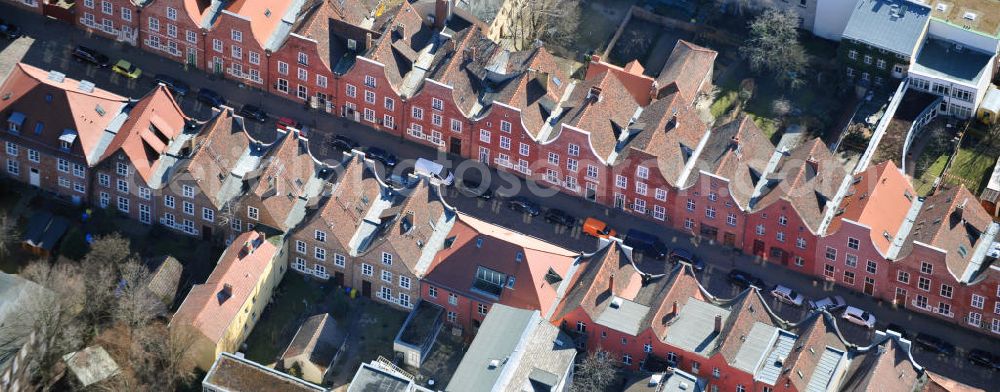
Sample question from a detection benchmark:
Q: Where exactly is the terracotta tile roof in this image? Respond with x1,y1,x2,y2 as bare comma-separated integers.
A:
223,0,302,50
923,371,980,392
100,85,188,185
245,130,318,230
367,0,430,92
900,185,993,279
691,116,774,209
828,161,916,255
423,213,578,314
655,40,717,102
618,89,708,187
781,313,849,392
293,0,377,71
717,289,779,364
425,25,488,116
280,313,341,371
171,231,277,345
752,138,848,232
308,153,382,250
0,63,128,166
489,46,569,138
840,334,924,392
550,71,639,160
585,56,657,106
172,108,253,209
361,177,449,275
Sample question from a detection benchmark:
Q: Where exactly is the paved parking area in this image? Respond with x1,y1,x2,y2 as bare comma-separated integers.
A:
2,5,999,388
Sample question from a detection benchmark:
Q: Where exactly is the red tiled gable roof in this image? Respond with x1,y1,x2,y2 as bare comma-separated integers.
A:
840,336,923,392
829,161,915,255
656,40,717,102
717,290,778,363
752,138,847,232
293,0,377,71
424,213,578,313
312,153,382,250
223,0,300,49
100,85,187,185
552,241,645,323
491,46,568,138
924,372,979,392
172,231,277,344
782,313,849,392
0,63,128,166
426,25,487,116
174,108,252,209
552,71,639,160
367,0,427,92
363,177,448,275
619,89,707,187
586,56,657,106
247,130,317,230
691,116,774,209
901,186,993,279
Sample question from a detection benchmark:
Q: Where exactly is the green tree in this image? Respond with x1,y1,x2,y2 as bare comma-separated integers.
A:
740,9,808,90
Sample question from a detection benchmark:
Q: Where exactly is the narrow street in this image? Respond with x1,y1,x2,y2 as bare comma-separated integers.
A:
1,5,998,389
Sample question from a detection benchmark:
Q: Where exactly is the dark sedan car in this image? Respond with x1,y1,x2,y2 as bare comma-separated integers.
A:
543,208,576,227
458,179,492,199
507,196,540,216
72,46,110,67
669,248,705,271
154,74,190,96
197,88,225,107
365,147,397,168
968,349,1000,370
727,269,765,289
913,333,955,355
331,135,360,152
239,105,268,122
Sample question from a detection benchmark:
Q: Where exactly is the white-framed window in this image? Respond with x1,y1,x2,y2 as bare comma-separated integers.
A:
479,129,490,143
296,85,308,100
27,149,39,163
362,263,373,276
167,24,177,38
345,83,356,98
57,158,69,173
399,275,411,289
547,152,559,165
316,74,327,88
634,199,646,214
845,254,858,268
117,196,129,213
655,188,667,201
451,119,463,133
116,179,129,194
940,284,953,298
500,120,512,133
684,218,694,229
314,247,326,261
431,98,444,111
897,270,910,284
297,51,308,65
333,253,345,268
431,114,442,127
708,192,718,202
98,173,111,187
121,7,131,21
918,277,931,291
364,108,376,123
277,61,289,76
686,199,695,211
138,187,151,200
568,144,580,156
230,45,242,59
384,97,394,110
705,206,716,219
447,311,456,322
381,270,392,283
101,0,112,14
186,30,197,44
727,213,737,226
364,75,376,88
182,201,194,215
212,39,222,53
382,252,393,265
247,51,260,65
202,208,214,222
163,195,175,208
755,224,765,235
5,142,17,156
971,294,985,309
428,286,438,298
298,68,308,81
615,175,627,189
636,182,647,196
276,78,289,93
412,106,424,120
231,29,242,42
825,246,836,260
6,159,18,176
847,237,860,250
478,303,488,316
499,136,511,150
247,206,259,220
84,0,93,7
653,205,666,221
636,166,649,180
920,262,933,274
364,90,376,104
295,240,306,254
383,115,394,129
99,192,110,208
449,293,458,306
796,237,807,249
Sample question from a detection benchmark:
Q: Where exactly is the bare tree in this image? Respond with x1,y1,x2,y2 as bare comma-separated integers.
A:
571,349,617,392
0,213,17,258
80,235,134,326
740,9,808,89
113,259,161,331
18,261,88,387
493,0,581,50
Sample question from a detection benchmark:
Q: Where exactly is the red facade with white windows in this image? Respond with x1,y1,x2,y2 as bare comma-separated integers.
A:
338,58,402,136
138,0,204,66
78,0,140,44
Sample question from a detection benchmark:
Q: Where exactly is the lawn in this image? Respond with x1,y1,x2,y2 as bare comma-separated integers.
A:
945,129,1000,194
914,155,948,196
243,273,327,365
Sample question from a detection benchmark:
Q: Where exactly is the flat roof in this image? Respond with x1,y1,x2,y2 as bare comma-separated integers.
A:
910,38,993,86
928,0,1000,38
594,296,650,335
662,298,731,357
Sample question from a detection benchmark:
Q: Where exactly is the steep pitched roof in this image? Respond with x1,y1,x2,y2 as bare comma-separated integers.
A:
489,46,568,137
586,56,657,106
172,232,277,344
900,186,994,279
840,333,925,392
828,161,916,255
360,176,451,276
99,85,188,185
222,0,307,51
618,89,708,187
281,313,341,370
307,153,383,250
782,313,849,392
366,0,431,92
292,0,376,71
0,63,129,166
245,130,319,230
691,116,774,209
550,71,639,160
423,213,578,314
752,138,847,233
649,265,708,340
717,290,781,364
172,108,254,209
655,40,717,101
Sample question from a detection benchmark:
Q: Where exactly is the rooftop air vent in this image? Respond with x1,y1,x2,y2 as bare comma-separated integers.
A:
610,297,623,309
963,11,977,21
78,80,95,93
47,70,66,83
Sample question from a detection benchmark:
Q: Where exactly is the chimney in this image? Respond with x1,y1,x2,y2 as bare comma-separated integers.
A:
730,135,742,156
650,81,659,104
608,273,615,294
714,314,722,333
587,86,603,102
671,301,678,315
218,283,233,303
591,54,602,63
365,32,373,50
434,0,452,29
395,23,405,38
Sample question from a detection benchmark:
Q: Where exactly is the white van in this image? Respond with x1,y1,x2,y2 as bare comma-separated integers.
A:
414,158,454,185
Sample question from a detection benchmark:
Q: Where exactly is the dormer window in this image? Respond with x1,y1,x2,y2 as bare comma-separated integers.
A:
473,266,506,297
8,112,25,134
59,129,77,151
515,252,523,262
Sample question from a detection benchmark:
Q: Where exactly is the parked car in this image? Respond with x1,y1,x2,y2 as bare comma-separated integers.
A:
808,296,846,311
727,269,764,289
967,349,1000,370
111,60,142,79
624,229,668,260
912,333,955,355
197,88,225,107
277,116,299,130
507,196,541,216
331,135,360,152
72,46,110,67
582,217,616,239
770,285,805,306
0,22,21,39
841,306,876,329
458,179,492,199
669,248,705,271
365,147,397,168
414,158,454,185
239,104,268,122
154,74,190,96
544,208,576,227
884,323,913,339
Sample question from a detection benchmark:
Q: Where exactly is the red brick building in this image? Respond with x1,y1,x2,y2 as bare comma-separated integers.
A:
0,64,130,204
137,0,208,66
742,138,847,271
3,0,43,14
420,213,579,334
78,0,139,43
674,116,773,247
